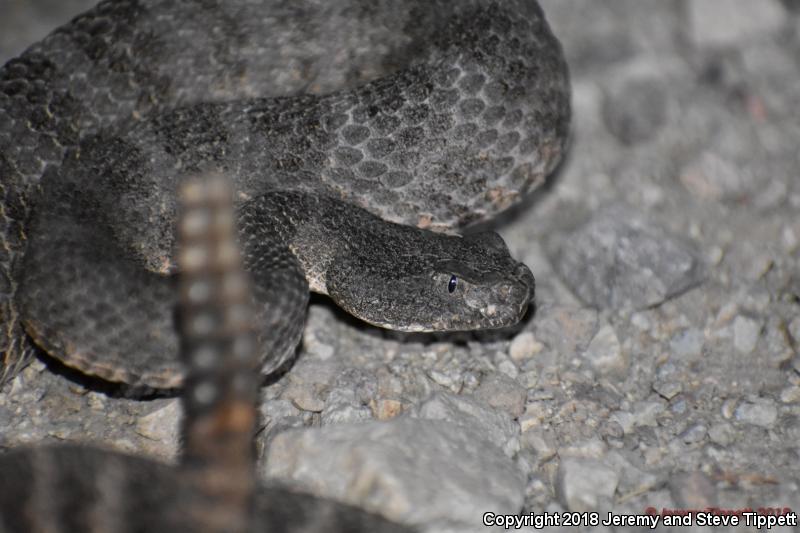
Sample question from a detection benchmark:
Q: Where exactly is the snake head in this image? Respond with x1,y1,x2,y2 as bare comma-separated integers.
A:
326,229,535,332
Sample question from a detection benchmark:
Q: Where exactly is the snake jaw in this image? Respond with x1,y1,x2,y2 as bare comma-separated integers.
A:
320,218,537,333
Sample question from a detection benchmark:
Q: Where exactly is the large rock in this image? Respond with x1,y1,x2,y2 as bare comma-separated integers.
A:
412,392,520,456
551,204,706,310
264,417,524,526
687,0,786,48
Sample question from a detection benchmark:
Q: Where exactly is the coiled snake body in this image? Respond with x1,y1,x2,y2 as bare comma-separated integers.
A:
0,0,570,388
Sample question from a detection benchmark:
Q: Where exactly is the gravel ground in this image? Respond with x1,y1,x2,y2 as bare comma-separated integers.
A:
1,1,799,532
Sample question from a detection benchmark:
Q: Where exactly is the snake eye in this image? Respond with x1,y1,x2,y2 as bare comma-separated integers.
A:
448,275,458,293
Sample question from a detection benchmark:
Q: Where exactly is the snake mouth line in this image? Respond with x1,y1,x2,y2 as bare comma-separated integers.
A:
364,305,531,333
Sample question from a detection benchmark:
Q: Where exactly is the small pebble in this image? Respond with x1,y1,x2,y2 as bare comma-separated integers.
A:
135,400,181,460
788,316,800,345
86,392,106,411
734,399,778,427
680,423,708,444
653,381,683,400
599,420,624,440
708,422,735,446
780,386,800,404
521,429,557,464
582,324,627,375
733,315,762,354
670,397,688,415
630,312,651,331
781,226,798,253
519,402,549,432
371,398,404,420
322,387,372,425
474,372,527,418
556,457,619,511
322,402,371,424
558,437,608,460
669,328,705,360
509,331,543,362
496,357,520,379
721,399,738,419
707,245,725,266
634,401,666,428
428,368,463,391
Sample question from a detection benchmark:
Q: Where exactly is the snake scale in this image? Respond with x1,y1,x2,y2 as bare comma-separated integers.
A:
0,0,570,390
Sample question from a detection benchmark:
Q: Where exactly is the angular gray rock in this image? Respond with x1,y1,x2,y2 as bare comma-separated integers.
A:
473,372,528,419
734,398,778,427
134,399,181,460
508,331,543,363
412,392,520,457
551,204,706,310
581,323,627,375
669,328,705,361
732,315,763,354
555,457,619,511
263,418,525,526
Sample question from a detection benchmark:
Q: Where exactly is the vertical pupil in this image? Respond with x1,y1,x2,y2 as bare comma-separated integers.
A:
448,275,457,293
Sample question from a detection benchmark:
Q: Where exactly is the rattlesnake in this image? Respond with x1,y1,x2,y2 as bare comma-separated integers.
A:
0,0,569,387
